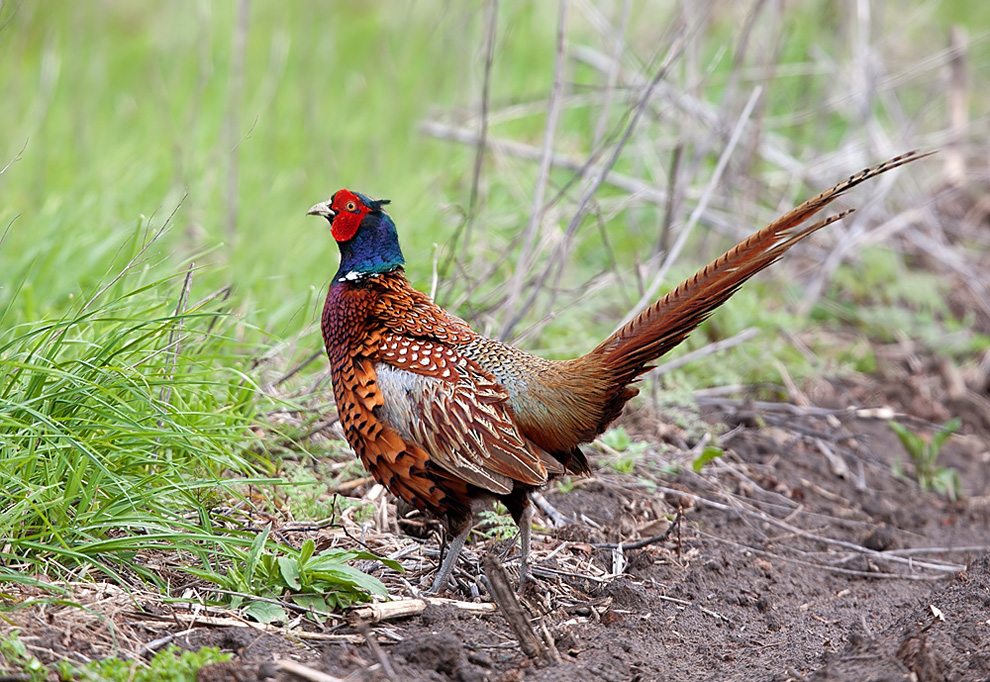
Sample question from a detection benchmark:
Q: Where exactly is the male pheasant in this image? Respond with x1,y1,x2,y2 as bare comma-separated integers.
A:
309,151,927,592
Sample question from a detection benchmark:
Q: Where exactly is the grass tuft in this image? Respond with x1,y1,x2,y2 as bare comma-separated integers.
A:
0,228,277,587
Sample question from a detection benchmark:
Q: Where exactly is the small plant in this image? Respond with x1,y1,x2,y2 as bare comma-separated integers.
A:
69,645,229,682
0,631,46,682
600,425,633,451
599,426,651,474
691,445,724,473
888,419,962,501
184,526,402,624
476,508,519,542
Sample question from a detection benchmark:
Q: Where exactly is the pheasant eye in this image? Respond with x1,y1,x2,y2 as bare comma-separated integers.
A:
346,201,357,212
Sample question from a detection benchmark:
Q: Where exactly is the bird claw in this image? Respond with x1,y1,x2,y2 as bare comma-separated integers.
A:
516,566,535,596
425,576,450,596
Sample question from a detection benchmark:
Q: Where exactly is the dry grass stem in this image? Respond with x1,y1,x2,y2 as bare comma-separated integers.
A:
500,0,569,339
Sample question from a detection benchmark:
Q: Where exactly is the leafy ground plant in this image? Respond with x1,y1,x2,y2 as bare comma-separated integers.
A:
691,445,724,473
67,646,229,682
184,526,402,624
889,419,962,501
598,426,651,474
476,507,520,542
0,631,45,682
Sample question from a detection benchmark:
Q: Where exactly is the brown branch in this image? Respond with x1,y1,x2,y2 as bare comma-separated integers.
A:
420,120,670,205
501,30,686,340
348,598,496,624
657,143,684,257
591,0,630,149
613,85,763,333
355,621,397,681
945,25,968,186
591,507,683,550
459,0,498,267
499,0,569,339
276,660,347,682
482,553,552,665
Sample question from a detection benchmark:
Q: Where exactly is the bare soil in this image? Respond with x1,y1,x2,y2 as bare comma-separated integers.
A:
5,345,990,682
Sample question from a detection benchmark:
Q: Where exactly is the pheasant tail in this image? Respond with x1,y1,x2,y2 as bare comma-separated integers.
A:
582,150,932,432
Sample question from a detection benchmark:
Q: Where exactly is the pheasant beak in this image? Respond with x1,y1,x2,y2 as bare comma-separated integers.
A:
307,201,336,221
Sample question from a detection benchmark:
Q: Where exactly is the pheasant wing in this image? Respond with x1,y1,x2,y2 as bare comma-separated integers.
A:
376,333,550,494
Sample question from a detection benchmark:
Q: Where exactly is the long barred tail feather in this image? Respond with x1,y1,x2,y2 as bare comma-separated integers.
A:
584,150,933,431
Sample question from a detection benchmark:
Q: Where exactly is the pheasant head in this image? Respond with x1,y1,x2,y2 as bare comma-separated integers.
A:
308,189,405,282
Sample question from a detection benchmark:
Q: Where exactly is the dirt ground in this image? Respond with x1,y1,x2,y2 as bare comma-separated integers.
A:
5,341,989,682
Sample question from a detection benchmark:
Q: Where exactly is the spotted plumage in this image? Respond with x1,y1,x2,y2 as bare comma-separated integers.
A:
308,151,930,592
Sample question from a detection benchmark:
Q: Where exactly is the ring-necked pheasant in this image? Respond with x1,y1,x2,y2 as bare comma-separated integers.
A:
308,150,928,592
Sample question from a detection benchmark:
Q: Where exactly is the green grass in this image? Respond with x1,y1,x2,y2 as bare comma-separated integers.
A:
0,234,277,586
183,527,401,624
71,646,230,682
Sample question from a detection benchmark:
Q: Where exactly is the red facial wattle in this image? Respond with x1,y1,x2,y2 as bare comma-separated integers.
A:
329,189,370,243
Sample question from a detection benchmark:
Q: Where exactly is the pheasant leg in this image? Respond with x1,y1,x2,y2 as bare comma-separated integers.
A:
429,525,471,593
517,504,535,593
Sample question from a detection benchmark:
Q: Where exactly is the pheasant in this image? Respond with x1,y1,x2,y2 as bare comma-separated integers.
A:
308,150,927,592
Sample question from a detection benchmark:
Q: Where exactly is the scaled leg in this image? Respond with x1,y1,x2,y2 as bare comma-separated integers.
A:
429,525,471,593
517,504,535,593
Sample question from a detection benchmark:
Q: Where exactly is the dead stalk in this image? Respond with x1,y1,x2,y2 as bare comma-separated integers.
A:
615,85,763,333
503,30,687,340
460,0,499,267
500,0,569,340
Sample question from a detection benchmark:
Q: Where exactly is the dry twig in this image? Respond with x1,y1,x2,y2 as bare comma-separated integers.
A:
500,0,569,338
276,660,346,682
482,553,552,665
348,598,496,624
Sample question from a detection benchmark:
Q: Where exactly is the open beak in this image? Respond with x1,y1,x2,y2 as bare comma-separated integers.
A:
307,201,336,220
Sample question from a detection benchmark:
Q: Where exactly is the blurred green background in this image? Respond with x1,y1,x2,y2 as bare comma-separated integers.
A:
2,1,493,337
4,1,982,359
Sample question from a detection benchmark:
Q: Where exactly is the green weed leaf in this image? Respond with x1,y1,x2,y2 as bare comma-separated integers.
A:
245,600,286,624
692,446,724,473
